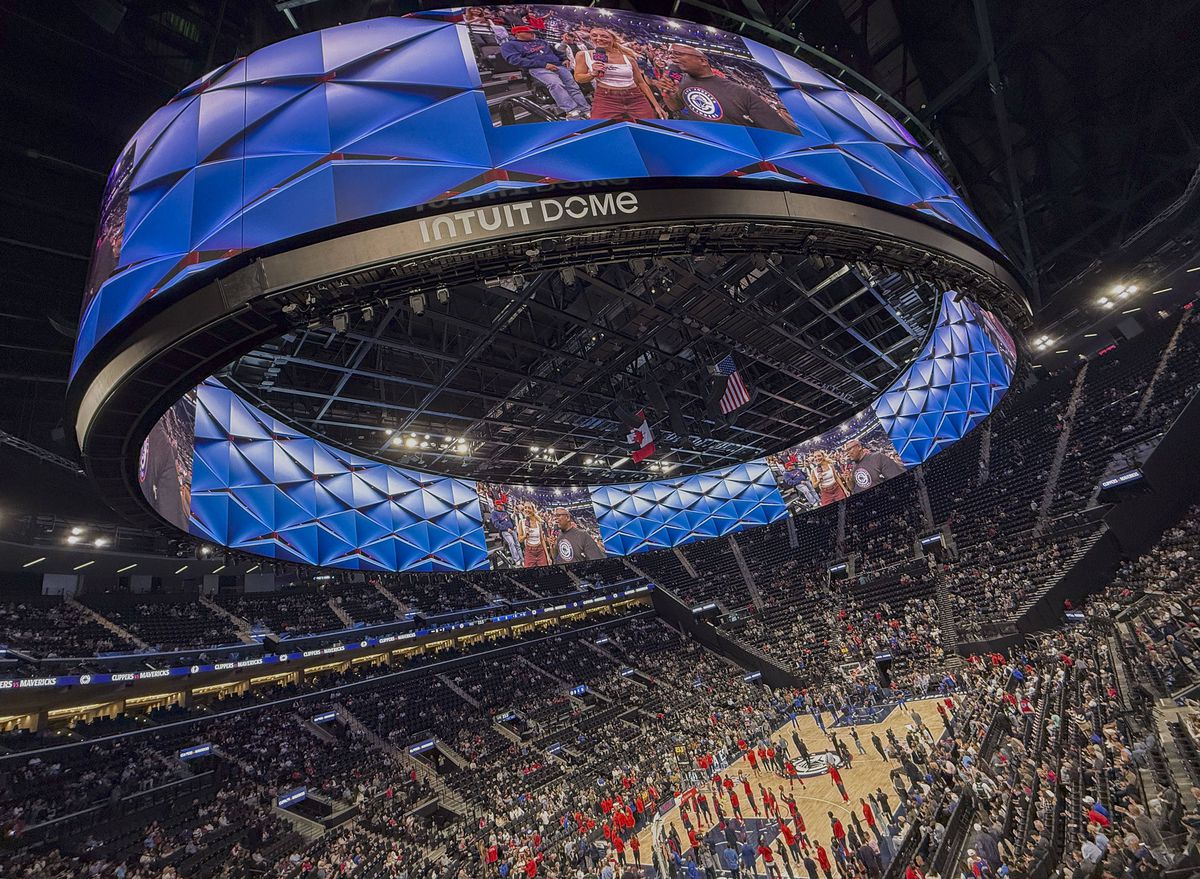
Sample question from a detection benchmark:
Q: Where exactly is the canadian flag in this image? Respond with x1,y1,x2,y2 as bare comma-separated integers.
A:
626,411,656,463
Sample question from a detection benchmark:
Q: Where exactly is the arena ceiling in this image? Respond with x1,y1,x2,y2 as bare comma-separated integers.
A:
221,252,939,483
1,0,1198,489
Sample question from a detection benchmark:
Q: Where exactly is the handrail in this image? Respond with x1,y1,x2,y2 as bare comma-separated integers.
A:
21,769,216,838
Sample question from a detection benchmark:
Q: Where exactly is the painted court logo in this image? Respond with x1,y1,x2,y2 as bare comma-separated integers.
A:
795,752,842,777
683,87,723,121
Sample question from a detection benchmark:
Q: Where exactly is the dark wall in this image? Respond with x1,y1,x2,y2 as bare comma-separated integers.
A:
650,587,802,689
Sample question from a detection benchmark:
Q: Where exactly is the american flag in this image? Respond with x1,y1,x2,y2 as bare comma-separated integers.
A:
714,354,751,414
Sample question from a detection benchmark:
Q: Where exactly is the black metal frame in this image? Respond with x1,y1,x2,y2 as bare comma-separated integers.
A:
66,178,1027,532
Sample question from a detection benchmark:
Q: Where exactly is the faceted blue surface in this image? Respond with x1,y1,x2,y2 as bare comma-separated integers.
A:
73,13,998,375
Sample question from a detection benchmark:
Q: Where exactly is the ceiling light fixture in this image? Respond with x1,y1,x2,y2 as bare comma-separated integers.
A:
22,557,45,568
74,561,95,570
117,564,137,573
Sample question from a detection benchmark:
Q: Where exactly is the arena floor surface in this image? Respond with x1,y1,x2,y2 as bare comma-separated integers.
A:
629,696,955,878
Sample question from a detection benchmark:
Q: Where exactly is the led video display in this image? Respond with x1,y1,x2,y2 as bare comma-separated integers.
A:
185,380,489,573
476,482,606,569
766,409,905,514
462,6,798,133
591,462,789,557
73,10,998,378
872,294,1013,466
138,390,196,532
81,140,135,318
139,294,1014,571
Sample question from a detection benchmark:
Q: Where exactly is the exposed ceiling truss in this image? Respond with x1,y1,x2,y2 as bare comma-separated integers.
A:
225,250,936,483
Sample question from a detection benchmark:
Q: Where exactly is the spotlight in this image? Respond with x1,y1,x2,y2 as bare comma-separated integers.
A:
392,437,403,446
66,535,80,545
361,305,375,322
332,312,348,333
436,285,450,304
559,266,577,285
94,538,109,547
71,526,84,535
409,292,426,315
405,437,418,448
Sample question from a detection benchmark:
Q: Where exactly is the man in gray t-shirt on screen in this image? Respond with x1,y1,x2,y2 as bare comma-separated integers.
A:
552,507,604,564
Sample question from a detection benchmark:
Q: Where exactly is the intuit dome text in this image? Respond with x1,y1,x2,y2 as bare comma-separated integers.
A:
418,191,641,244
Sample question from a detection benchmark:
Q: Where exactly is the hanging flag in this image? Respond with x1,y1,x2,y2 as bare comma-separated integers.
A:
626,410,656,463
712,354,751,415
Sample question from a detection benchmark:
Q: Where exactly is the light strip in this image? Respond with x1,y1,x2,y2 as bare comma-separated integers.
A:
1151,287,1172,295
117,564,137,573
22,557,46,568
1084,333,1098,338
246,564,261,573
73,561,95,570
212,565,226,573
1186,266,1199,273
1122,308,1140,314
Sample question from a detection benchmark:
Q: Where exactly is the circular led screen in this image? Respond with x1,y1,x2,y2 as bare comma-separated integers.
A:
68,7,1028,573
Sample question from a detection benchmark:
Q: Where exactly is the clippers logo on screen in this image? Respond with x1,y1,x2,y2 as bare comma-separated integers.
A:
853,468,872,488
682,87,723,121
556,537,575,563
138,440,148,484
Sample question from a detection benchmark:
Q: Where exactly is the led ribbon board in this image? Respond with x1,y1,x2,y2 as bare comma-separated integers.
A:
68,7,1027,573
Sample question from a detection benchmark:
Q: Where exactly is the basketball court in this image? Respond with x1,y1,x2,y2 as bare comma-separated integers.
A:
629,696,954,878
